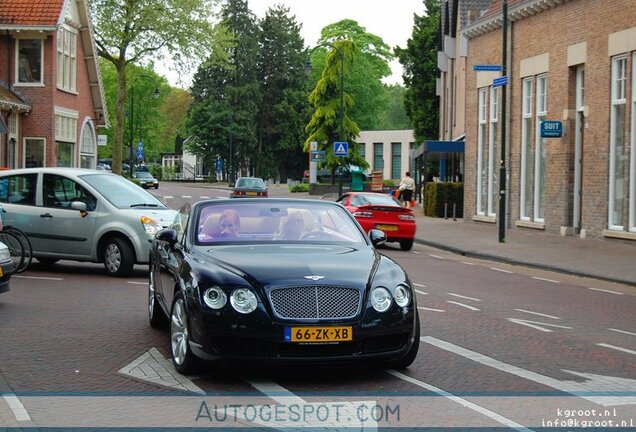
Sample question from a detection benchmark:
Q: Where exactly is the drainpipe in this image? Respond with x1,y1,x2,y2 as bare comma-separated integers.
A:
507,20,514,229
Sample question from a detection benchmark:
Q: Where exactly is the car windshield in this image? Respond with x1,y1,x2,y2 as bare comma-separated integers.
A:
195,200,366,245
80,173,166,209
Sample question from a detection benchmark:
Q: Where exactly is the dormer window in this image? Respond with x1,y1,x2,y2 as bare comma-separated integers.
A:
16,39,43,85
57,27,77,92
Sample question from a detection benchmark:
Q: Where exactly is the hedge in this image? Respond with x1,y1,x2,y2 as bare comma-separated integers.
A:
423,182,464,218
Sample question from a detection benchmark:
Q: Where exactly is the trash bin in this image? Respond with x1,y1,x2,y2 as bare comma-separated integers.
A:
350,167,364,192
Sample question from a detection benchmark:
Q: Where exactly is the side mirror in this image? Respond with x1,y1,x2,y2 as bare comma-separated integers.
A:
368,229,387,247
156,228,178,245
70,201,87,211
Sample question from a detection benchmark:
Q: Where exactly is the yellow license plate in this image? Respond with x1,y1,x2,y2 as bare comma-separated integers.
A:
246,191,257,196
0,267,3,277
285,326,352,343
376,224,398,231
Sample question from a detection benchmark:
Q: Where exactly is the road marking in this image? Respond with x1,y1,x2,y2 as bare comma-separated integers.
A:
411,251,420,254
514,309,561,320
491,267,513,274
182,195,192,198
446,301,480,311
418,306,446,313
199,196,211,199
531,276,560,283
608,328,636,337
387,370,532,432
506,318,572,333
2,394,31,421
127,281,147,285
428,254,445,259
448,292,481,302
461,261,476,266
13,275,63,281
413,283,427,288
414,289,428,296
588,287,624,295
163,195,174,199
421,336,636,406
597,343,636,356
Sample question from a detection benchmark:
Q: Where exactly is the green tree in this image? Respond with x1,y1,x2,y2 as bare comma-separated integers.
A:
257,5,310,180
305,40,367,181
396,0,440,142
156,88,193,156
90,0,219,174
376,84,411,130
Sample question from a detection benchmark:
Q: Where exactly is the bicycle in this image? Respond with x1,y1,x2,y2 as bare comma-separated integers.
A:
0,205,33,274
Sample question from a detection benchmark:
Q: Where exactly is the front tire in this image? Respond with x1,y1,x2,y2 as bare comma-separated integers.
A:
388,312,420,370
103,237,135,277
170,292,199,374
148,268,167,328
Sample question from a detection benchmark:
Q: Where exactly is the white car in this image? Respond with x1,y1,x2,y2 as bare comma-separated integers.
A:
0,168,177,276
0,242,13,294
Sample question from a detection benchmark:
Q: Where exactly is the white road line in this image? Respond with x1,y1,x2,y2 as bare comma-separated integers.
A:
199,196,211,199
588,287,624,295
506,318,572,333
2,394,31,421
446,301,480,311
461,261,476,266
428,254,446,259
514,309,561,320
246,378,306,405
387,370,532,432
418,306,446,313
608,328,636,337
411,251,420,254
414,289,428,296
597,343,636,356
181,195,192,198
448,292,481,302
127,281,147,285
491,267,513,274
163,195,174,199
413,283,427,288
531,276,560,283
13,275,63,281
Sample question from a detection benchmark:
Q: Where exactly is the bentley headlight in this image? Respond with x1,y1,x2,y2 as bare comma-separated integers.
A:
370,287,392,312
141,216,162,235
0,243,10,262
394,285,411,307
230,288,258,314
203,286,227,310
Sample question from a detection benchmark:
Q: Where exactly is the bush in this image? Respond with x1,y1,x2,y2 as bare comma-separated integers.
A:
383,179,397,187
424,182,463,218
288,183,309,193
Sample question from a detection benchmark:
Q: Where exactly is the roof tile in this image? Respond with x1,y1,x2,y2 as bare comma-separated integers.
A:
0,0,64,27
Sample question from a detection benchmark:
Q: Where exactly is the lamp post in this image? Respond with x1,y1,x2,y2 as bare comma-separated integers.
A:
128,74,160,177
306,42,345,196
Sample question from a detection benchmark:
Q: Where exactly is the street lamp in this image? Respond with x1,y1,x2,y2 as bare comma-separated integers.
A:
306,42,345,196
129,74,160,177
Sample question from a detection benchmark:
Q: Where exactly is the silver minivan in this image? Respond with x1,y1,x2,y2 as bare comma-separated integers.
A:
0,168,177,276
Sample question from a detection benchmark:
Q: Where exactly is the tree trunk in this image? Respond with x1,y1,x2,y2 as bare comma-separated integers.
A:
112,60,127,174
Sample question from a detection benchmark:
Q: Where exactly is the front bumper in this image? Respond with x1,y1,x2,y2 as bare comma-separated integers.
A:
0,260,15,294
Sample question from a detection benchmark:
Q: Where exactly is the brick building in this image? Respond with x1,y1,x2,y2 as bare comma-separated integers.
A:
0,0,107,169
459,0,635,242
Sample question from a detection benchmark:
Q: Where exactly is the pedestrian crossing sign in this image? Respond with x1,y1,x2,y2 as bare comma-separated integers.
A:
334,141,348,157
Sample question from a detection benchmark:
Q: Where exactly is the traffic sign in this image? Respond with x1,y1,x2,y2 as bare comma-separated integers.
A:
540,120,563,138
493,76,508,87
474,64,502,72
333,141,348,157
311,150,326,161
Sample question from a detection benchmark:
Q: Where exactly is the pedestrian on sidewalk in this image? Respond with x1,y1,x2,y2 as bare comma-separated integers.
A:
398,171,415,209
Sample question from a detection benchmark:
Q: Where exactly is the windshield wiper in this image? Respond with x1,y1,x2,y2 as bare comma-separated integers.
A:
130,203,161,208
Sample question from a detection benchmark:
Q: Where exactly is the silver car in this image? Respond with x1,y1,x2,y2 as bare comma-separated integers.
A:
0,168,176,276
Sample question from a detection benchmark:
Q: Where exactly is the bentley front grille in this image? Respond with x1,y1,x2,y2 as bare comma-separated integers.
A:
269,286,361,319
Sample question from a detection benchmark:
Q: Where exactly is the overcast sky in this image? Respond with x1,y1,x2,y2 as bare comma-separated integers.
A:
161,0,425,87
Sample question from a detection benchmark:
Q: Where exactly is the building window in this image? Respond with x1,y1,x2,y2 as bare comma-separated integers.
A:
16,39,43,84
80,121,96,169
57,27,77,92
55,112,78,167
520,78,534,220
609,56,628,230
6,113,18,169
391,142,401,179
488,86,499,217
24,138,45,168
476,87,488,215
534,74,548,222
373,143,383,171
630,53,636,232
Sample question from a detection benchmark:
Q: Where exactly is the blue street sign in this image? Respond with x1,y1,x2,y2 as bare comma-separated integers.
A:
540,120,563,138
137,141,143,151
333,141,348,157
474,64,502,72
493,76,508,87
136,149,144,160
311,150,326,161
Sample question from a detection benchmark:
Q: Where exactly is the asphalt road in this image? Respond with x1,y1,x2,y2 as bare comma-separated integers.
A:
0,183,634,430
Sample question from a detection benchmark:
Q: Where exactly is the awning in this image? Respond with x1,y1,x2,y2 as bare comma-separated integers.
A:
425,140,465,152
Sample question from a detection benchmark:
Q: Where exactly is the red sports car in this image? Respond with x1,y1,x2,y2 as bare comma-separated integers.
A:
337,192,416,250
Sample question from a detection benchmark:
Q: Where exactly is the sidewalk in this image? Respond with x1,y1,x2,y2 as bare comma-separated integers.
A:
178,181,636,287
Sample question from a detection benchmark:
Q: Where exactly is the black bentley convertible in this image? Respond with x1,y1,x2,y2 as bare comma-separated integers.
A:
149,198,419,373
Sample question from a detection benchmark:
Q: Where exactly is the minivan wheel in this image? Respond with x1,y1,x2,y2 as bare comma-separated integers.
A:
103,237,134,277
